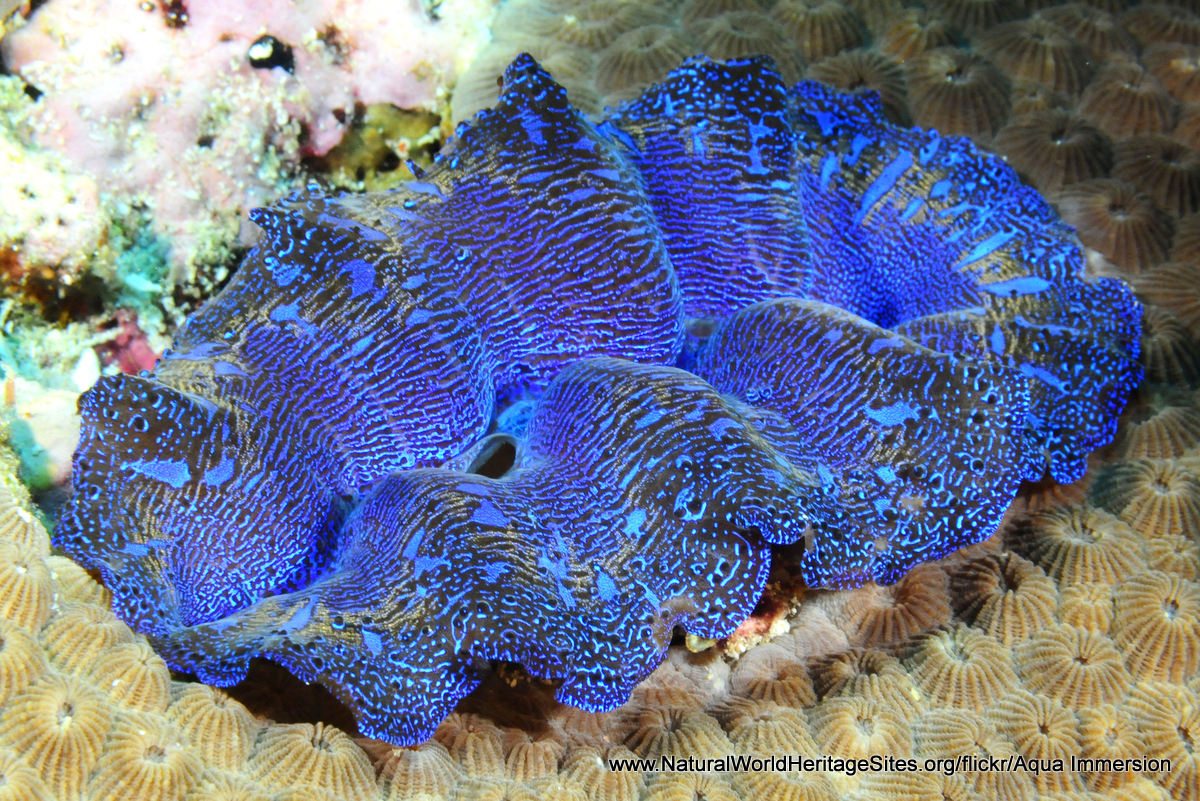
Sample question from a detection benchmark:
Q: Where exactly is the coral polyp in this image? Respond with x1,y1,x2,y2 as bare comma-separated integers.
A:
57,55,1142,744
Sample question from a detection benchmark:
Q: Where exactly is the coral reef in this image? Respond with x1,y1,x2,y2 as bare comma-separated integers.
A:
772,0,866,64
0,76,111,300
1146,531,1200,578
1,0,494,281
1077,704,1145,790
1009,79,1072,117
808,696,913,759
2,374,84,493
1129,682,1200,798
729,643,816,708
1110,384,1200,458
1008,503,1146,584
496,1,668,51
988,689,1083,793
826,563,952,647
904,47,1012,141
0,618,45,706
1113,133,1200,217
1144,42,1200,102
55,55,1143,744
810,648,923,720
913,709,1033,798
994,109,1113,193
4,0,1200,799
1136,260,1200,336
1054,178,1175,273
0,536,51,630
311,104,444,193
1112,569,1200,682
977,18,1093,96
0,671,113,800
926,0,1022,36
1058,580,1115,632
249,722,377,800
1123,4,1200,48
906,623,1019,710
1177,101,1200,154
88,641,171,712
451,37,600,124
1093,457,1200,536
1137,306,1200,385
949,551,1058,645
1080,61,1178,140
1014,623,1132,708
878,9,960,61
595,26,697,96
87,712,203,801
1039,4,1135,60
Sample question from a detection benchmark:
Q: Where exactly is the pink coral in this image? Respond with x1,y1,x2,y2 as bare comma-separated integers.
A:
96,311,160,376
96,310,160,375
0,0,490,277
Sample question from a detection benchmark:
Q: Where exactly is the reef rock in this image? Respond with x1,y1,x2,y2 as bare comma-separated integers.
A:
0,0,494,277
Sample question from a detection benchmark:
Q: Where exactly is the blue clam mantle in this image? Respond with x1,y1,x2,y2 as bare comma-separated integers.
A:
58,55,1142,744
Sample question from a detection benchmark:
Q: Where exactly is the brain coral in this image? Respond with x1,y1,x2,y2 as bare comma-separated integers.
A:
56,55,1143,744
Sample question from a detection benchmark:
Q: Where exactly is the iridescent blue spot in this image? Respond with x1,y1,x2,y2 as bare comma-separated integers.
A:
406,182,444,198
347,333,374,359
1019,363,1069,392
868,336,905,354
863,401,918,426
956,230,1016,268
819,153,838,191
401,530,424,561
990,327,1006,356
362,629,384,656
340,258,376,298
212,361,246,377
981,276,1052,296
854,150,913,224
918,133,940,165
269,303,317,336
847,133,871,165
635,409,664,430
280,597,314,633
471,500,508,528
203,458,235,487
123,459,190,488
318,213,388,241
596,567,619,603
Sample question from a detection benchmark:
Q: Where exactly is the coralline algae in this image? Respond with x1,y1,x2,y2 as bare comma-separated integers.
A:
57,55,1142,744
1,0,493,282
